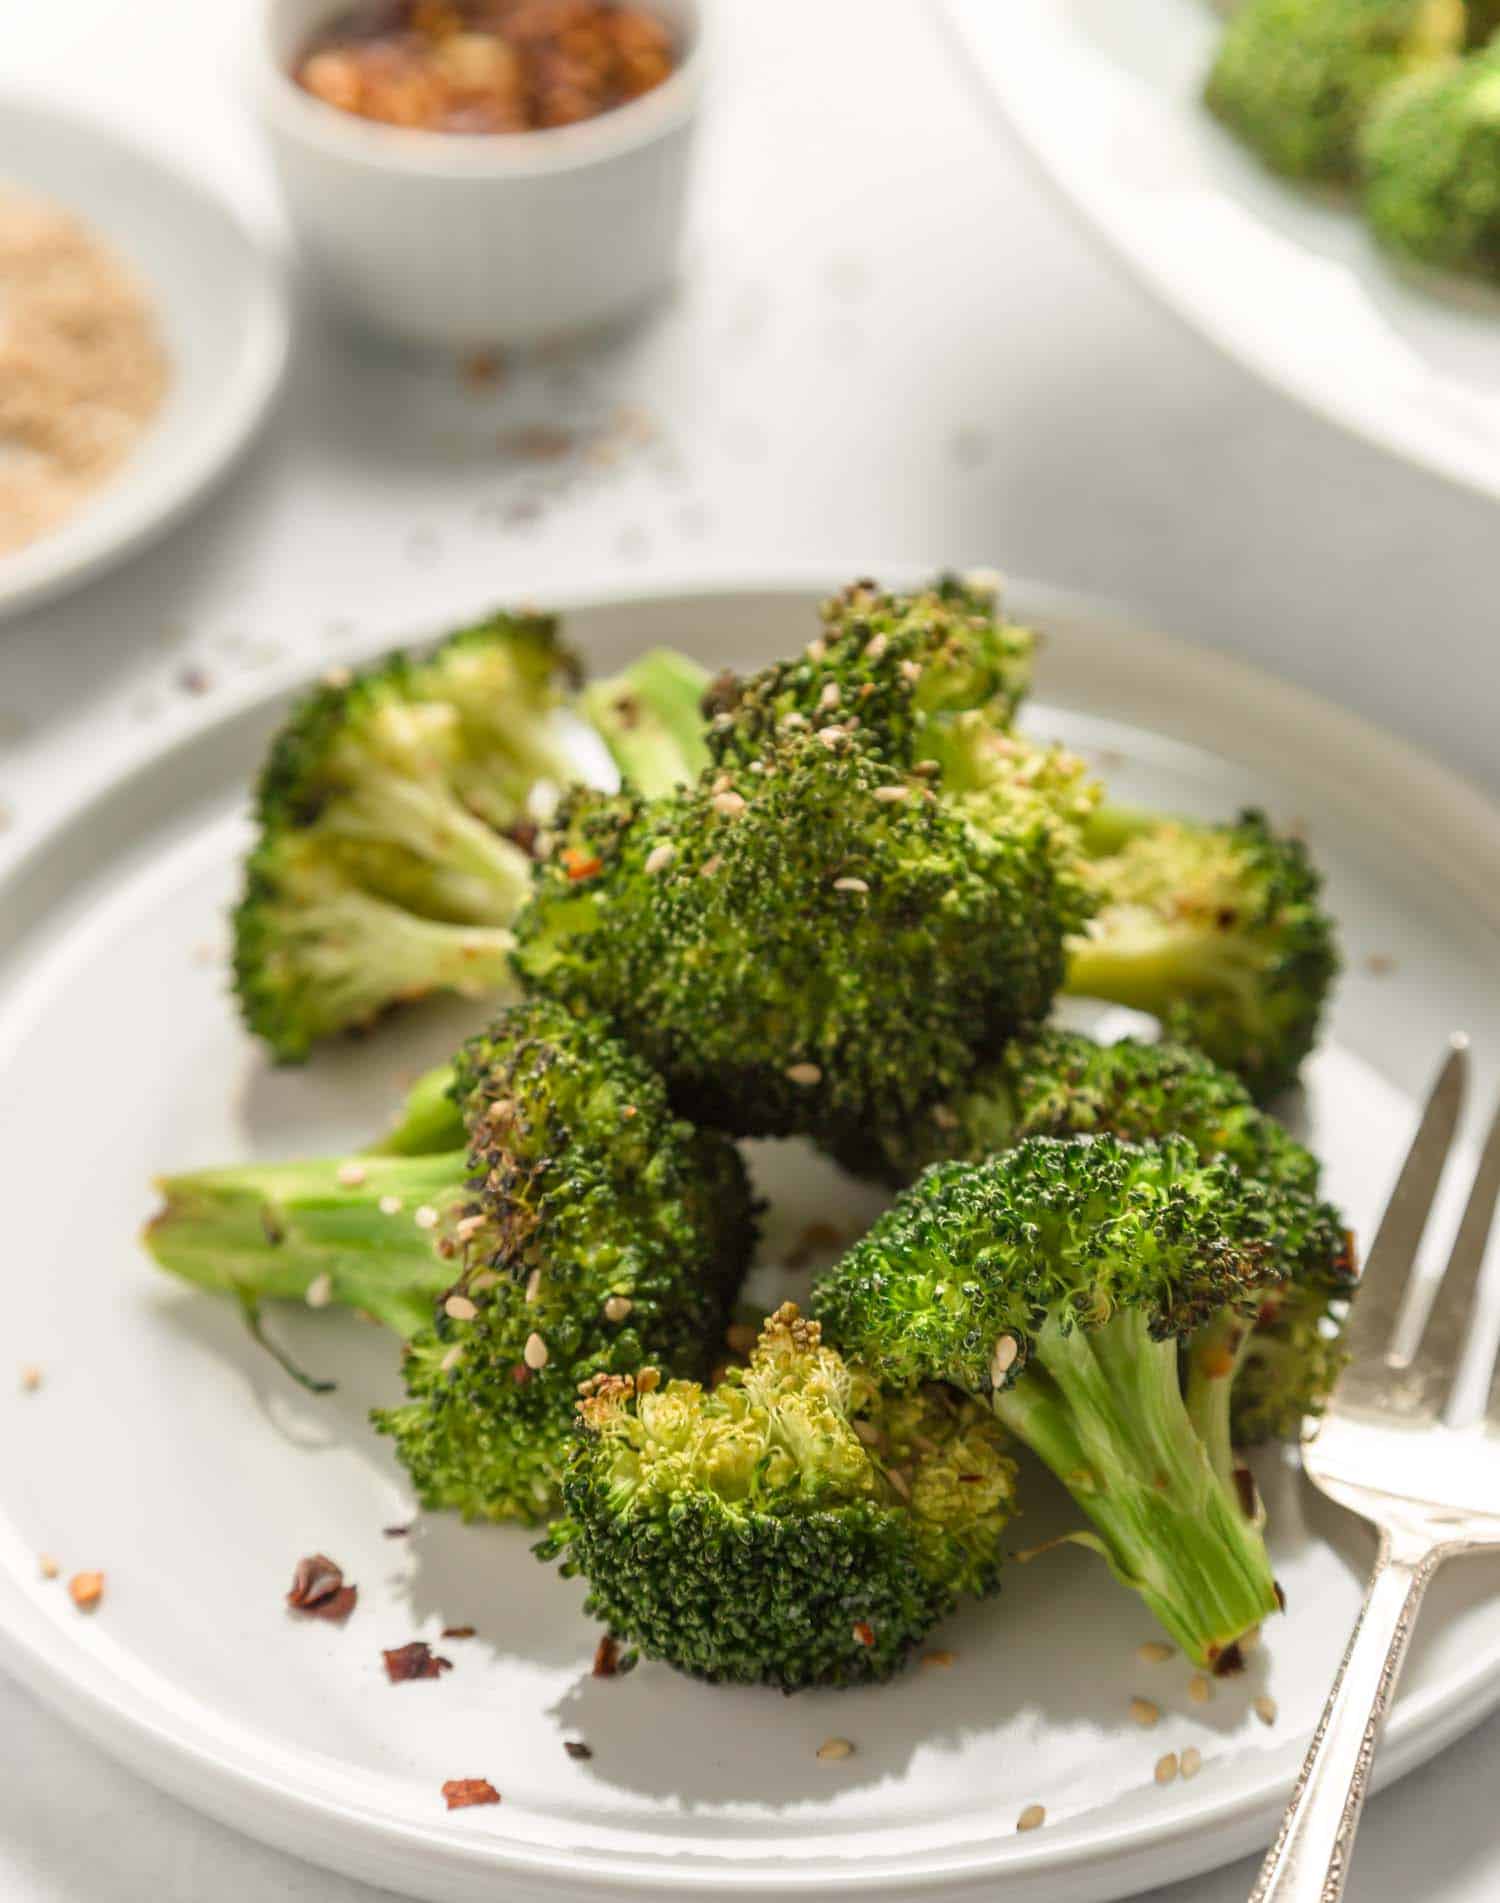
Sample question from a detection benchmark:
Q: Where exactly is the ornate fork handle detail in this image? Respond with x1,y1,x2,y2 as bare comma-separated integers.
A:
1251,1526,1447,1903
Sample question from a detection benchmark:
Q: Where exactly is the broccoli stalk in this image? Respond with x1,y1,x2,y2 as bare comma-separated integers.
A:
367,1061,467,1158
812,1135,1285,1666
581,648,713,795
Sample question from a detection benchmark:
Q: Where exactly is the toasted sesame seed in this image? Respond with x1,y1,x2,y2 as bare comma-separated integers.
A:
699,854,722,878
19,1364,42,1392
819,682,841,712
305,1273,333,1310
816,724,846,749
785,1062,822,1086
445,1295,478,1323
886,1467,911,1500
899,659,921,683
525,1268,543,1305
1180,1747,1203,1780
1137,1641,1174,1665
1188,1673,1212,1704
1154,1752,1179,1786
990,1335,1019,1384
782,711,807,730
454,1215,486,1244
336,1161,367,1188
863,634,888,663
851,1620,875,1647
1017,1804,1046,1833
712,790,747,819
873,784,909,804
833,875,870,893
38,1554,59,1580
806,639,827,663
414,1205,439,1231
931,1104,959,1131
1253,1696,1278,1727
644,842,675,875
440,1343,464,1374
816,1737,853,1762
524,1332,549,1371
922,1648,956,1669
68,1571,104,1611
603,1296,633,1323
725,1322,758,1355
379,1195,403,1215
853,1418,883,1447
1129,1698,1160,1729
469,1269,500,1292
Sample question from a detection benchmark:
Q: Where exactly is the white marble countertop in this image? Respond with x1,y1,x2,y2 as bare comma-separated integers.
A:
3,2,1499,1898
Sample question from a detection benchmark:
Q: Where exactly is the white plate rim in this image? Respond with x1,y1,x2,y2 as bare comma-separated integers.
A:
938,0,1500,508
0,93,290,620
3,567,1500,1902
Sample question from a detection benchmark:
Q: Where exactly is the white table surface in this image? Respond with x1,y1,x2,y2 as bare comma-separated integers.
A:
3,2,1499,1899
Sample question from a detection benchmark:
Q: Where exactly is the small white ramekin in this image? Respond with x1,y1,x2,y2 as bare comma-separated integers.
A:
250,0,703,352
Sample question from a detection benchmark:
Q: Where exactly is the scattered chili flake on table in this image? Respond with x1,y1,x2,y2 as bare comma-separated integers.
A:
68,1571,104,1611
592,1633,621,1677
442,1777,501,1810
383,1641,453,1682
383,1523,412,1538
286,1553,359,1622
441,1624,477,1639
18,1364,42,1392
564,1740,593,1760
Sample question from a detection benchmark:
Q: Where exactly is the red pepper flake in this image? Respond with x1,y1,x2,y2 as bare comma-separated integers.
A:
68,1571,105,1611
286,1554,358,1622
383,1523,412,1538
383,1641,453,1683
851,1620,875,1648
442,1777,501,1811
560,847,603,882
1212,1641,1247,1678
592,1633,621,1677
441,1624,477,1639
564,1740,593,1760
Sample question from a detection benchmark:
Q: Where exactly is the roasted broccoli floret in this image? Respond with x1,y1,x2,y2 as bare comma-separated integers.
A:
511,725,1071,1141
580,647,712,795
145,999,756,1522
812,1136,1285,1665
233,612,579,1062
539,1303,1018,1689
1205,0,1465,182
1361,42,1500,278
1062,809,1339,1098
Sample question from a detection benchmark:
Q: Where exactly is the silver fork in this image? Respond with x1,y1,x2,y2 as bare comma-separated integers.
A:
1253,1035,1500,1902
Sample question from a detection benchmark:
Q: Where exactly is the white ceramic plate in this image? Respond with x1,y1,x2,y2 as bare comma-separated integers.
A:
3,578,1500,1903
942,0,1500,505
0,97,289,618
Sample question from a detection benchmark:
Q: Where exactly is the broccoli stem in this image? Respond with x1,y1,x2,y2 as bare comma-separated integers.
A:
1063,921,1257,1019
143,1153,471,1338
1078,801,1163,858
581,648,712,796
1183,1307,1257,1498
366,1063,464,1157
323,779,536,924
993,1310,1279,1664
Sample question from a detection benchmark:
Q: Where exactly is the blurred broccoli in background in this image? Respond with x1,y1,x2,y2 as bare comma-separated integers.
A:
1205,0,1466,181
1362,41,1500,278
146,999,755,1522
540,1303,1018,1688
580,647,712,795
234,613,578,1062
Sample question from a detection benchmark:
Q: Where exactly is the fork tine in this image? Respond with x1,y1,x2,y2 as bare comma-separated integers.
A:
1340,1036,1469,1369
1392,1089,1500,1421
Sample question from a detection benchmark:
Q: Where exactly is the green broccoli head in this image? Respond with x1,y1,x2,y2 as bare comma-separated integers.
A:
145,998,756,1522
540,1302,1017,1689
1205,0,1466,182
1361,42,1500,279
1063,809,1339,1098
580,647,713,796
234,611,578,1062
512,726,1071,1141
811,1137,1285,1664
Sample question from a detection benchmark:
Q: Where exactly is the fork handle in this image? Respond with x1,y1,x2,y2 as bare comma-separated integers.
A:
1249,1528,1443,1903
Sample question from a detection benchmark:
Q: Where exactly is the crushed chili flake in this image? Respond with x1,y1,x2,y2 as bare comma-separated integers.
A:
287,1553,358,1622
851,1620,875,1648
441,1624,477,1639
564,1739,593,1760
68,1571,104,1610
1212,1641,1247,1678
442,1777,501,1810
592,1633,621,1677
383,1641,453,1682
383,1523,412,1538
560,847,603,882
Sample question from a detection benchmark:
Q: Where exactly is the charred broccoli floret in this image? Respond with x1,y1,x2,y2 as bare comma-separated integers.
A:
1062,809,1339,1098
1205,0,1466,182
812,1137,1285,1665
539,1303,1018,1689
233,612,578,1062
1361,42,1500,279
580,647,712,795
511,726,1071,1141
145,999,756,1522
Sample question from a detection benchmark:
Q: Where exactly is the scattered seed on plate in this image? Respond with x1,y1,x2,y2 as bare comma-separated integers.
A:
336,1161,367,1188
444,1295,478,1322
1154,1752,1179,1786
523,1332,549,1370
922,1649,956,1670
305,1273,333,1309
1017,1804,1046,1832
18,1364,42,1392
816,1737,854,1762
38,1554,59,1580
286,1554,357,1622
1180,1747,1203,1780
1137,1641,1174,1665
414,1205,439,1231
1128,1698,1160,1729
1188,1673,1212,1704
68,1571,104,1611
442,1778,500,1810
1254,1696,1278,1727
379,1195,403,1215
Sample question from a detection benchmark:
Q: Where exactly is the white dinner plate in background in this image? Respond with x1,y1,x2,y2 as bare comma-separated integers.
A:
0,97,289,618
